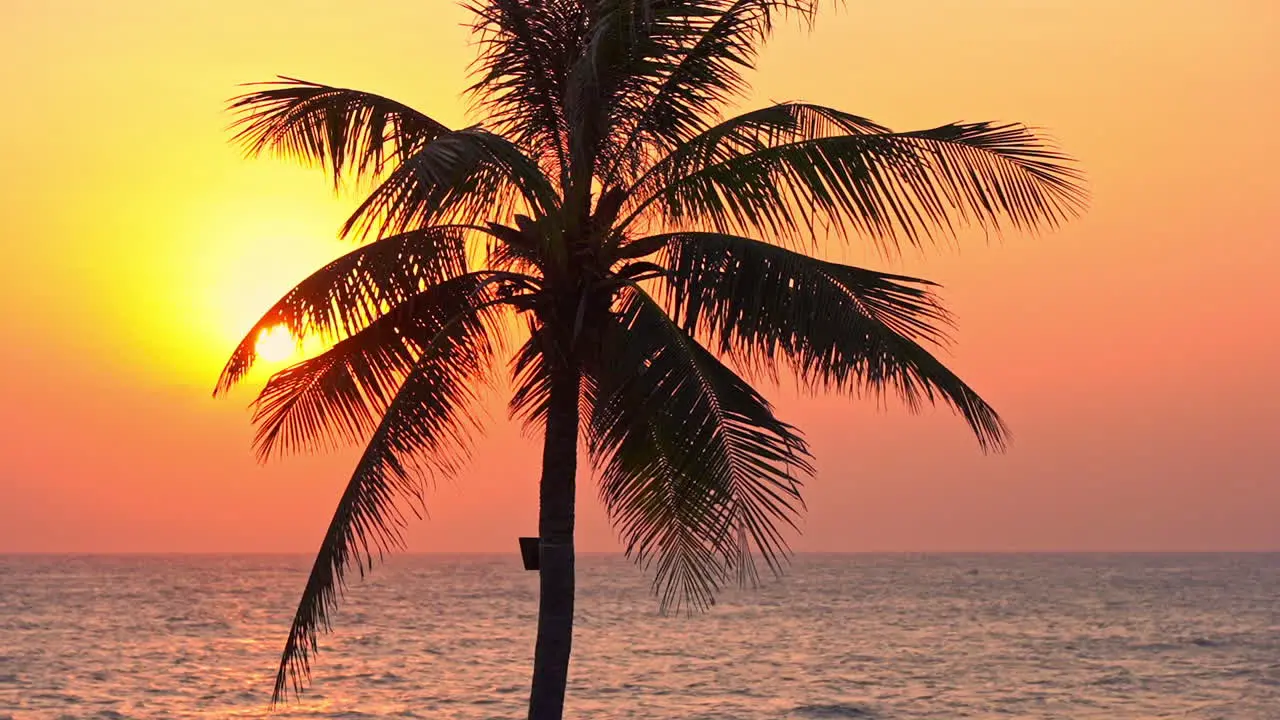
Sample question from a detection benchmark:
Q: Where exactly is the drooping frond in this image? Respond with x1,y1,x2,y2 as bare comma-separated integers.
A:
658,231,1007,449
466,0,589,181
229,77,451,186
626,105,1087,253
589,285,812,612
249,272,514,461
598,0,819,185
341,128,561,241
214,226,471,395
270,277,507,706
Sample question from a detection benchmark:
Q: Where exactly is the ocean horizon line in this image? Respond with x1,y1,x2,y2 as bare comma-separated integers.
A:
4,549,1278,556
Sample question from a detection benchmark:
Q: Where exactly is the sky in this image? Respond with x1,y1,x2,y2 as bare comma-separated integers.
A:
0,0,1277,554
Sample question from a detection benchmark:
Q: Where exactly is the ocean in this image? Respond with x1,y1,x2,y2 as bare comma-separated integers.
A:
1,553,1277,719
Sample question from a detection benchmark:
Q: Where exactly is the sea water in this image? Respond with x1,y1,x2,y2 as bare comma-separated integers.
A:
2,553,1277,718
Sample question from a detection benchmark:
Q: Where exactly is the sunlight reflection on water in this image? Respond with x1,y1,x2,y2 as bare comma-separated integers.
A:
2,554,1278,719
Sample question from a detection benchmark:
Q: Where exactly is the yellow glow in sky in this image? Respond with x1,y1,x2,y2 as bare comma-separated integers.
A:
0,0,1277,553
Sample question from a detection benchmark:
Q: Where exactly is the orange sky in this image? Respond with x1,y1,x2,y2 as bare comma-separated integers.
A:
1,0,1277,553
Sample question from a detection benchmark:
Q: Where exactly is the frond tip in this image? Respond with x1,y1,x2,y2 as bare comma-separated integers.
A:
657,231,1008,452
626,104,1086,254
228,76,451,185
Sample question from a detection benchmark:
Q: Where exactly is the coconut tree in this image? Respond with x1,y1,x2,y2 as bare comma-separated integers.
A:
214,1,1085,717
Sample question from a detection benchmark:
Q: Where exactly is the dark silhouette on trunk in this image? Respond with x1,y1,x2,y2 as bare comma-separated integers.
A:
529,363,579,720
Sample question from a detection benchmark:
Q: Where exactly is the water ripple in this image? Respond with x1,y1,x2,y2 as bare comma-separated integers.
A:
1,553,1278,719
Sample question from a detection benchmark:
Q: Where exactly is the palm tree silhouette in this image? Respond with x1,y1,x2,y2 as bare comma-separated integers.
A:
214,1,1085,717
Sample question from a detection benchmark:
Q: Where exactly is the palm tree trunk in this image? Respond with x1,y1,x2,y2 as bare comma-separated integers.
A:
527,364,580,720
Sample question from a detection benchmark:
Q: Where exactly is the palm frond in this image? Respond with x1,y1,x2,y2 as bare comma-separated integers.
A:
589,284,812,612
484,220,549,277
658,231,1008,450
560,0,667,187
270,278,505,706
617,102,888,232
626,105,1087,253
249,273,512,461
214,226,471,396
466,0,589,181
508,318,552,429
900,122,1089,233
565,0,725,185
228,77,451,186
634,102,890,177
599,0,819,185
340,127,561,241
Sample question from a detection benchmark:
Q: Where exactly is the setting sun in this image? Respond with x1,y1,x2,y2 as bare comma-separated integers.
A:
254,325,296,363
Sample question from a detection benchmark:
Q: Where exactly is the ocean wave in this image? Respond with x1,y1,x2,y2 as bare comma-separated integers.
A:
5,553,1279,719
792,702,877,718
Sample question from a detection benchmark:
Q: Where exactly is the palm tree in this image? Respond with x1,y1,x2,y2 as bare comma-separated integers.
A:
214,1,1085,717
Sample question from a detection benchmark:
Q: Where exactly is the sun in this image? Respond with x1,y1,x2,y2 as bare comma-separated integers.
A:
255,325,296,363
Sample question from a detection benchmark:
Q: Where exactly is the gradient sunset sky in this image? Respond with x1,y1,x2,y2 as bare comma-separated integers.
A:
1,0,1276,553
